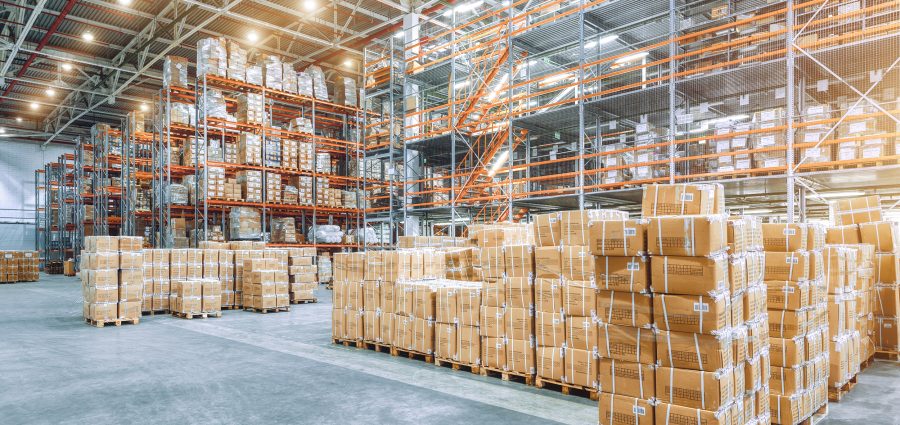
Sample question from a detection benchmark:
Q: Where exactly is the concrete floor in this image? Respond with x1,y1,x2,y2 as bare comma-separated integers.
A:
0,274,897,424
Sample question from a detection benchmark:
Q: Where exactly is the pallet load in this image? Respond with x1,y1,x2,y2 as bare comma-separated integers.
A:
81,236,144,327
19,252,38,281
434,279,482,371
645,185,738,425
0,251,39,282
287,247,318,304
394,279,437,361
219,249,236,309
332,252,366,343
762,223,829,424
242,255,290,313
171,278,222,319
141,249,171,314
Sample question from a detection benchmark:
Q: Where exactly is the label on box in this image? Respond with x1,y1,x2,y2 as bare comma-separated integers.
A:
624,228,637,236
633,406,647,416
680,193,694,202
839,149,856,160
716,140,730,152
626,261,640,271
637,153,650,163
804,133,822,143
764,159,781,168
759,135,776,146
783,228,796,236
783,286,795,293
694,302,710,312
862,147,880,158
817,80,829,92
733,137,747,148
786,256,799,264
849,121,867,134
805,148,821,158
737,159,751,169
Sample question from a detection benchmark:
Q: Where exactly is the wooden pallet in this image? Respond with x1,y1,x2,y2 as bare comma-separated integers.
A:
172,311,223,319
875,350,900,361
391,347,433,363
435,358,480,375
799,402,828,425
332,338,364,348
141,310,168,316
222,305,242,310
360,340,391,353
828,375,857,402
85,317,139,328
480,366,533,385
243,306,290,313
534,377,599,401
860,355,875,371
290,298,318,305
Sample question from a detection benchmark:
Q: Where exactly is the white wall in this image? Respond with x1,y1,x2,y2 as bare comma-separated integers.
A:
0,140,72,250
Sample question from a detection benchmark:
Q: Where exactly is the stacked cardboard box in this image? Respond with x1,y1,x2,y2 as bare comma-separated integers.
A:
236,93,265,125
332,252,366,342
237,170,262,203
81,236,144,326
266,172,282,203
19,251,38,281
141,249,170,313
857,213,899,356
395,279,436,356
763,223,829,424
0,251,38,282
318,254,333,284
171,278,221,318
287,247,317,303
242,254,289,312
648,204,736,424
238,133,262,165
219,249,236,308
364,250,412,348
271,217,297,243
435,279,482,367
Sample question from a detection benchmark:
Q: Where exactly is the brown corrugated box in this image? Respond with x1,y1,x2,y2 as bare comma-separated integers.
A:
504,245,534,278
589,219,647,257
505,277,533,310
565,315,597,352
534,278,563,313
480,306,504,338
657,330,732,371
641,184,724,217
826,225,860,245
597,393,653,425
597,290,653,328
537,345,564,381
561,245,595,281
769,336,805,368
766,280,810,310
728,256,747,294
479,246,505,278
656,366,733,410
483,278,505,308
769,309,809,339
435,322,456,360
650,255,728,296
831,195,882,225
379,313,394,345
762,223,808,252
536,311,565,347
654,403,733,425
874,254,898,283
595,256,650,293
564,280,598,317
875,284,899,316
363,281,381,311
597,324,657,364
458,325,480,365
564,348,597,388
598,359,655,399
506,338,535,375
654,293,730,334
859,221,899,253
764,251,810,282
534,246,562,278
533,212,561,247
648,216,727,257
435,287,457,323
457,286,481,326
364,310,381,342
482,336,506,369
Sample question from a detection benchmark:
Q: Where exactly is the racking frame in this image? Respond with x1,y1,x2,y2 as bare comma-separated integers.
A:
36,154,77,269
153,63,366,250
365,0,900,229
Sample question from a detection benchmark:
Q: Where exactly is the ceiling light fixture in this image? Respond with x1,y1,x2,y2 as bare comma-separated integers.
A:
140,103,149,112
61,63,73,71
302,0,317,12
806,190,866,199
46,88,56,97
16,117,23,123
30,102,39,110
614,51,649,65
247,30,259,43
118,0,133,5
82,32,94,42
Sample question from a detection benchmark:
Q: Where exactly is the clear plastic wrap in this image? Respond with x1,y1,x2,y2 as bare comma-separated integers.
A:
335,76,358,107
163,56,189,88
200,89,228,119
229,207,261,240
196,38,227,78
282,185,299,205
227,40,247,82
167,183,189,205
306,225,344,244
298,72,313,97
282,63,298,94
307,65,328,100
236,93,265,125
347,227,376,244
263,55,283,91
271,217,297,243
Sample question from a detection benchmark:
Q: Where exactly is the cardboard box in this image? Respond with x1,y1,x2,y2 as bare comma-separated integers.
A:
458,325,480,365
561,246,595,281
875,285,899,316
505,277,533,310
769,337,805,368
537,345,564,381
655,403,732,425
657,330,732,371
598,393,654,425
598,359,656,399
874,317,898,351
505,307,533,341
831,195,882,225
764,251,810,282
564,280,598,317
506,338,535,375
859,221,899,253
479,246,505,278
435,322,457,360
826,225,860,245
598,324,656,364
656,366,733,410
766,281,810,311
457,286,481,326
595,256,650,293
641,184,724,217
534,246,562,278
875,254,898,284
436,287,457,323
480,306,505,338
648,216,727,257
596,290,653,328
650,255,728,296
482,279,506,308
482,337,506,370
762,223,808,252
565,315,597,352
589,219,647,256
769,309,809,339
536,311,565,347
533,212,561,247
534,278,563,313
564,348,597,388
654,293,730,334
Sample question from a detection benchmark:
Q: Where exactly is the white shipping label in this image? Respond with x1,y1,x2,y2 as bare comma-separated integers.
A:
636,123,648,133
637,154,650,162
736,159,751,169
759,135,776,146
764,159,781,168
761,110,776,121
839,149,857,160
626,261,640,271
808,105,825,115
783,286,795,293
862,147,881,158
693,302,710,312
783,228,796,235
624,228,637,236
740,94,750,106
681,193,694,201
805,148,821,158
848,121,867,134
804,132,822,143
733,137,747,148
633,406,647,416
775,88,785,99
760,122,776,130
609,120,617,130
716,140,731,152
817,80,829,92
785,256,799,264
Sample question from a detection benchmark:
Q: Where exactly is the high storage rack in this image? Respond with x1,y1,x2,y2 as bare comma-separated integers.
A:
153,52,366,249
36,154,77,270
365,0,900,228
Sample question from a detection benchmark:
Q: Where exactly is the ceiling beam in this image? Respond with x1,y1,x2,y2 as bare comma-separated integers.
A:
0,0,47,83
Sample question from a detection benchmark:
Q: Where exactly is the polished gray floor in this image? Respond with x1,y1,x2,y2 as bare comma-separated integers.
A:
0,274,897,424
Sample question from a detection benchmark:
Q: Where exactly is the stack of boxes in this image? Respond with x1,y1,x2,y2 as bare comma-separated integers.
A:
242,256,289,312
141,249,171,313
763,222,829,424
751,108,786,169
266,172,282,203
170,278,222,318
0,251,39,282
219,249,236,308
81,236,144,326
239,133,262,165
646,186,736,425
332,252,366,343
287,247,318,303
237,170,262,203
435,279,482,367
395,279,436,357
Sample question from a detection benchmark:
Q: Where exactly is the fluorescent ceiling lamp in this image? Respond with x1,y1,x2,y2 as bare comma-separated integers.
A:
247,31,260,43
302,0,317,12
742,208,773,214
540,72,573,85
16,117,22,123
706,114,749,125
454,80,470,88
82,32,94,42
395,31,405,39
486,150,510,177
806,190,866,199
45,88,56,97
584,34,618,49
0,128,5,134
30,102,39,110
139,103,149,112
614,51,649,64
61,63,73,71
455,1,484,13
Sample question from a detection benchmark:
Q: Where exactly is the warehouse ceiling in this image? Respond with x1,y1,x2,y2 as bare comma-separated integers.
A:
0,0,442,144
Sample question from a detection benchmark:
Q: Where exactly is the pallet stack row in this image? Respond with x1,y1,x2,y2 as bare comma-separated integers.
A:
0,251,39,283
763,223,829,424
